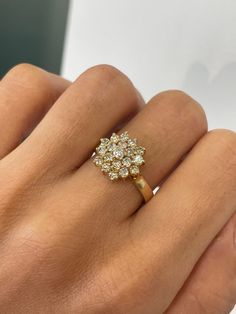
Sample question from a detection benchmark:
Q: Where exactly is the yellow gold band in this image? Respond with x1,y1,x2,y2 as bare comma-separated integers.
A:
132,175,154,203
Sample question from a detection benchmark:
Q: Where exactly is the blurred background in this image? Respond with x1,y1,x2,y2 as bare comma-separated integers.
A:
0,0,69,75
0,0,235,132
0,0,235,312
63,0,236,132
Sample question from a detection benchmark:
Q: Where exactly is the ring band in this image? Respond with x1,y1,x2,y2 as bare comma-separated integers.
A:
93,131,154,202
132,175,153,203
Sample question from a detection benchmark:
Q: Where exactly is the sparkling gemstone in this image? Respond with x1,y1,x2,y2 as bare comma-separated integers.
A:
119,167,129,178
120,131,129,142
101,163,110,173
130,165,139,176
108,142,116,152
125,148,134,157
109,171,119,181
122,157,132,167
103,152,113,162
110,133,119,143
100,138,109,145
93,156,102,167
135,146,145,155
96,144,107,155
128,138,137,148
113,147,124,159
133,155,144,165
118,141,128,149
112,160,122,171
93,131,146,182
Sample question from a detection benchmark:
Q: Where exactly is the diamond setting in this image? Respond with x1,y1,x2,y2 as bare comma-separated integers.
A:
122,157,132,167
93,132,146,181
109,171,119,181
101,163,110,173
130,165,140,176
113,147,124,159
112,160,122,171
133,154,144,166
119,167,129,178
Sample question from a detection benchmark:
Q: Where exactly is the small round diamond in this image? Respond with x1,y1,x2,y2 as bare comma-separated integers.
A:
112,160,122,171
103,153,113,162
133,155,144,166
125,148,134,157
119,167,129,178
101,163,110,173
130,165,139,177
109,171,119,181
96,144,107,156
113,147,124,159
110,133,119,143
100,138,109,145
128,138,137,148
108,142,116,152
120,131,129,142
93,156,102,167
135,146,145,155
118,141,128,149
122,157,132,167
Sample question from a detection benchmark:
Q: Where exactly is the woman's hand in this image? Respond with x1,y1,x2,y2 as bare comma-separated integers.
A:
0,64,235,313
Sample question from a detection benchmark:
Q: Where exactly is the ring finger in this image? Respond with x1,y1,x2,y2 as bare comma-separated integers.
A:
69,89,207,221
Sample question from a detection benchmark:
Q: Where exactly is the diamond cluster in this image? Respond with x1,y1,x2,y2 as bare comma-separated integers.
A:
93,131,145,181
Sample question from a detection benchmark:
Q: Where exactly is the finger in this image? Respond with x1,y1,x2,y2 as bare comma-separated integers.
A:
9,65,144,176
0,64,70,158
166,212,236,314
131,129,236,313
69,90,207,221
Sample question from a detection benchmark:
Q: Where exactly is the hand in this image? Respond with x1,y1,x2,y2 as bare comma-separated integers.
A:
0,64,235,313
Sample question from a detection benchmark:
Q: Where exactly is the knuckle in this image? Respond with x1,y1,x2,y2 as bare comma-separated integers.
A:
76,64,141,111
83,64,124,82
6,63,41,80
152,89,192,103
4,63,52,94
157,89,189,100
150,89,207,134
206,129,236,173
3,63,56,103
208,129,236,158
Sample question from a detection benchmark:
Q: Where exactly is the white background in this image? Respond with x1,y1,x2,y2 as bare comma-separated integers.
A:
62,0,236,312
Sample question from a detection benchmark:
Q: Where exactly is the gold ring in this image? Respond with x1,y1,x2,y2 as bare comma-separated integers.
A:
93,131,154,203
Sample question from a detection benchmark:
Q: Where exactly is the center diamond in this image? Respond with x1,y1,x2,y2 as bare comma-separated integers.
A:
113,147,124,159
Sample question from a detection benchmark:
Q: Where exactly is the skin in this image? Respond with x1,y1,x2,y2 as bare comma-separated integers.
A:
0,63,235,313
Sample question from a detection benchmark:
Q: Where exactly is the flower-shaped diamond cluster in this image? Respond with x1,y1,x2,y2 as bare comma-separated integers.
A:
93,131,145,181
